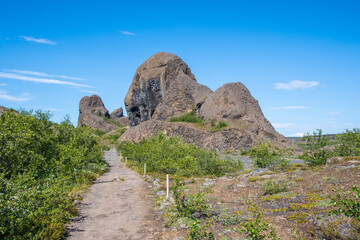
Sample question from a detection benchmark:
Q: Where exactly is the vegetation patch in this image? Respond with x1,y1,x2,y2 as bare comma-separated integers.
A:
0,110,106,239
118,132,243,177
169,110,203,124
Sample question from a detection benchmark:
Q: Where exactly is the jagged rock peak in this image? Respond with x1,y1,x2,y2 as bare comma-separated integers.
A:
78,95,119,132
125,52,212,127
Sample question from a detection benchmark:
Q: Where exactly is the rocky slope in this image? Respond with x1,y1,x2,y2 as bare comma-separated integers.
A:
77,95,128,132
120,52,294,152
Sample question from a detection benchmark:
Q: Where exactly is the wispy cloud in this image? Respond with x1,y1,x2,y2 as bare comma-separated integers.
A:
0,72,94,88
274,80,319,90
328,111,340,115
119,31,136,36
80,90,100,94
273,123,295,128
4,69,84,81
0,83,6,86
20,36,56,45
30,106,62,112
0,90,31,102
270,106,308,110
288,132,305,137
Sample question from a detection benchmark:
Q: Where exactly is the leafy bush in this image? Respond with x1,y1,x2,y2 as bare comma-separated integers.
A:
215,121,228,130
188,220,214,240
249,142,289,169
118,132,243,177
335,128,360,157
300,129,333,166
261,180,289,195
0,110,106,239
239,202,279,240
331,185,360,221
169,110,203,123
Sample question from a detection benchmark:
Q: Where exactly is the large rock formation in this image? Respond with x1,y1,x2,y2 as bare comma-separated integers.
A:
78,95,128,132
124,52,212,127
120,52,295,152
110,108,129,126
0,106,8,115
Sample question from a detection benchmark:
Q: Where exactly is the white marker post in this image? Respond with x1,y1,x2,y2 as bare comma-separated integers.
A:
166,174,169,199
125,157,127,164
144,163,146,177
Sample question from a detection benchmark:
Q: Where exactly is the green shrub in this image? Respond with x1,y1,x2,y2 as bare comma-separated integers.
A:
331,185,360,221
249,142,289,169
215,121,228,130
118,131,243,177
188,220,214,240
0,110,106,239
300,129,333,166
335,128,360,157
239,202,279,240
261,180,289,195
169,110,203,123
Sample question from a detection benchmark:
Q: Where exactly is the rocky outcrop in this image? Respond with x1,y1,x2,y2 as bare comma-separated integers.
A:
78,95,128,132
119,120,291,153
124,52,212,127
110,108,129,126
120,52,295,152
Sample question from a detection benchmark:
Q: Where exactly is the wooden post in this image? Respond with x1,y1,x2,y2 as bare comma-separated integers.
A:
125,157,127,164
144,163,146,177
166,174,169,199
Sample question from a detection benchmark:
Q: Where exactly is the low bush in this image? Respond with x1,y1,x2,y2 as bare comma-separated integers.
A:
238,202,279,240
261,180,289,195
169,110,203,123
249,142,290,169
118,131,243,177
215,121,228,130
331,185,360,221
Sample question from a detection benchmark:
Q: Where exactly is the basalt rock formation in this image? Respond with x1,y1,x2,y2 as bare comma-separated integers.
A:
120,52,294,152
78,95,128,132
124,52,212,127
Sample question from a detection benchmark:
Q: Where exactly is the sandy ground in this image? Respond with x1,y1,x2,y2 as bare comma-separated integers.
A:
66,150,159,240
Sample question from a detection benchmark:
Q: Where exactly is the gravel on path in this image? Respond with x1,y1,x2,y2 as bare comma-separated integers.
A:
66,150,158,240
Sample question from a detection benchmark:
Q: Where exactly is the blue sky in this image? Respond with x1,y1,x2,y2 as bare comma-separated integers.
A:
0,0,359,137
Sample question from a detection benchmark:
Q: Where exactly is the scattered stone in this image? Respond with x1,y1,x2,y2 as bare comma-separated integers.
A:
156,190,166,196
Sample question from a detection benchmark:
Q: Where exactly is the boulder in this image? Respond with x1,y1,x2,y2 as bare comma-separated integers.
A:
78,95,119,132
124,52,212,127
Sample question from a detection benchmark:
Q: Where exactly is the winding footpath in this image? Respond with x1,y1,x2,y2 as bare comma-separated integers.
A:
66,150,158,240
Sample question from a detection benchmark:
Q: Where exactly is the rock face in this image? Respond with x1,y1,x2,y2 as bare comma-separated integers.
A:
124,52,212,127
78,95,128,132
120,52,295,152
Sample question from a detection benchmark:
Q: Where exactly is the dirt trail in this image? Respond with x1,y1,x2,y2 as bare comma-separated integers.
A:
66,150,158,240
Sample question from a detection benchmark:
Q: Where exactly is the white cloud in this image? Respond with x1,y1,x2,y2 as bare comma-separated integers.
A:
0,90,31,102
274,80,319,90
120,31,136,36
80,90,100,94
4,69,84,81
0,72,95,88
273,123,295,128
20,36,56,45
328,111,340,115
288,132,305,137
0,83,6,86
270,106,308,110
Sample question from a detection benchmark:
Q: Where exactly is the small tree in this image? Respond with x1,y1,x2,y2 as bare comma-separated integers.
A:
335,128,360,156
249,142,289,169
300,129,332,166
